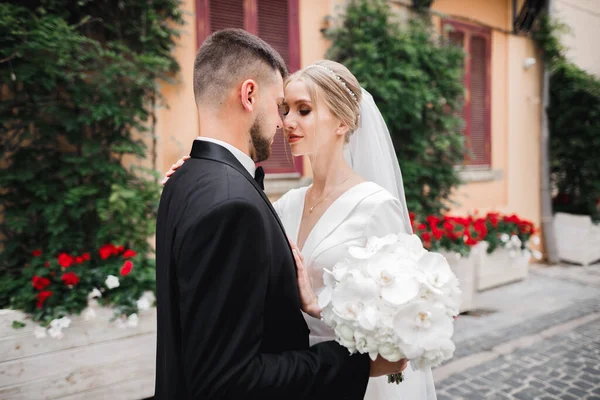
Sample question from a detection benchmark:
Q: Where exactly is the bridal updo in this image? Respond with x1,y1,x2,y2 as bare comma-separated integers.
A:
285,60,362,142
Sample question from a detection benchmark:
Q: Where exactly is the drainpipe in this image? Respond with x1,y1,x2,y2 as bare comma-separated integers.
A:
540,0,559,263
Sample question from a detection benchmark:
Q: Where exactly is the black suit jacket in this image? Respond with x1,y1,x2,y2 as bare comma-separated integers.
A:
154,140,370,399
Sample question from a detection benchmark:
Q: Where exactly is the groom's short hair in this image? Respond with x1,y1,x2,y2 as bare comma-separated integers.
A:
193,29,288,106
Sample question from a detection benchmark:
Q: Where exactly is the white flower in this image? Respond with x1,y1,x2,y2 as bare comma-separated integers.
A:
50,316,71,330
417,252,454,290
532,250,543,260
105,275,120,289
48,327,64,339
83,308,97,321
394,233,427,259
331,272,378,320
532,236,541,245
501,233,510,243
48,317,70,339
348,234,398,259
394,302,453,346
412,338,456,369
136,291,155,311
377,343,404,362
321,234,459,371
58,316,71,329
88,288,102,299
137,297,151,311
127,313,139,328
511,235,521,246
380,272,421,305
34,326,47,339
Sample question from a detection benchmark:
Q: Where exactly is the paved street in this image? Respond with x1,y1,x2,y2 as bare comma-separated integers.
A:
434,263,600,400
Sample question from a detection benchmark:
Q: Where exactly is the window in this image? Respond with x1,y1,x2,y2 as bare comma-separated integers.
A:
196,0,302,176
443,19,492,167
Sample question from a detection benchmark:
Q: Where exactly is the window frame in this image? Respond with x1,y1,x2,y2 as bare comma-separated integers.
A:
443,19,492,168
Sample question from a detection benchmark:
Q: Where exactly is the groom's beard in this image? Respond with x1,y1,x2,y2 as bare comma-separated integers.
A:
250,116,271,163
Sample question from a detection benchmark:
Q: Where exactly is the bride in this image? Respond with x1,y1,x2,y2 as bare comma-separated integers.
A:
164,60,437,400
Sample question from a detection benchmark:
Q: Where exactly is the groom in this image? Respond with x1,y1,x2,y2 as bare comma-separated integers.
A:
154,29,407,399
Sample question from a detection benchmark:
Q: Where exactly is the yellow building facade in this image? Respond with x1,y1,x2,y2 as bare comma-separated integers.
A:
156,0,543,229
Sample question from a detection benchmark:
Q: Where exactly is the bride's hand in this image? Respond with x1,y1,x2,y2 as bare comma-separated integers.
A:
161,156,190,185
289,238,321,319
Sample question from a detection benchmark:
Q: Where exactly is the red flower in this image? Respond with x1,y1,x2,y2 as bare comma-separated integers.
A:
122,249,137,259
61,272,80,286
120,260,133,276
75,256,84,264
432,227,443,240
36,291,53,308
99,244,116,260
474,219,488,239
57,253,75,268
426,215,440,226
114,246,125,255
417,223,427,231
32,249,43,257
487,213,499,228
32,276,51,290
44,262,50,268
82,253,91,261
443,221,454,231
422,232,432,242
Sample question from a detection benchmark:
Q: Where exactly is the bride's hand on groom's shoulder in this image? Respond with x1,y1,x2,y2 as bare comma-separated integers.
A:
289,238,321,319
161,155,190,185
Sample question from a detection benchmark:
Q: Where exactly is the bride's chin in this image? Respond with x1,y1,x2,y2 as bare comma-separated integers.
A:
289,146,306,157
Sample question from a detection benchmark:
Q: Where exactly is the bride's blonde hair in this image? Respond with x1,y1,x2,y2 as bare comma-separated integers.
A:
284,60,362,142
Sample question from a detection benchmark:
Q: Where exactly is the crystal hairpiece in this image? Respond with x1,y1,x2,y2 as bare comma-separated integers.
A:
306,64,358,103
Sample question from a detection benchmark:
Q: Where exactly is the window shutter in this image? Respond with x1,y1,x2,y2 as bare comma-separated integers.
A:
197,0,302,175
254,0,298,175
468,35,491,166
258,0,290,66
210,0,244,32
443,20,491,167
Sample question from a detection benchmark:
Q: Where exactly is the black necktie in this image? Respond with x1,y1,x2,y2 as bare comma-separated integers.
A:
254,166,265,190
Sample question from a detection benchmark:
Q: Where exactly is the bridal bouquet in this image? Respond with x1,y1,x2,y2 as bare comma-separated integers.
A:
318,233,461,383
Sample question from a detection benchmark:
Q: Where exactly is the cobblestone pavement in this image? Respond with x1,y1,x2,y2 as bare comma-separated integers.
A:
433,266,600,399
436,317,600,400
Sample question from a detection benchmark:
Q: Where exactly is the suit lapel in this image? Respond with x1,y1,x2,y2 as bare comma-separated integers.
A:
189,140,291,242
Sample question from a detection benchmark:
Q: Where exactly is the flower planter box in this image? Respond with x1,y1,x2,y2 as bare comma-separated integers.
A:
553,212,600,267
0,307,156,400
439,247,478,313
475,242,530,291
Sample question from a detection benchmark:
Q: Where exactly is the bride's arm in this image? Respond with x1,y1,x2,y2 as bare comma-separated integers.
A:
364,194,408,237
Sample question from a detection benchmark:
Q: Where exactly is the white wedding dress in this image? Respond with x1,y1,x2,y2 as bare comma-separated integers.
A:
273,181,437,400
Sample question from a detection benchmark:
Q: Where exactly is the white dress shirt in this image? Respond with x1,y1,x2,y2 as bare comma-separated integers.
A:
195,137,256,178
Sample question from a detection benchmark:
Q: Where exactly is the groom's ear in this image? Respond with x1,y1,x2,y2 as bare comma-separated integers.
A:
241,79,258,112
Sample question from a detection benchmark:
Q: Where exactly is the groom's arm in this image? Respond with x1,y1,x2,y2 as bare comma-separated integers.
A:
176,198,370,400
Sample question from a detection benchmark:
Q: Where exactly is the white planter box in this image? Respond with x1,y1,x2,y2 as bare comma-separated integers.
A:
476,242,530,291
439,250,477,313
0,307,156,400
553,212,600,267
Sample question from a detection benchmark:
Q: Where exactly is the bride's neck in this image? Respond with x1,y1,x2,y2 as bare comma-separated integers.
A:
309,150,353,196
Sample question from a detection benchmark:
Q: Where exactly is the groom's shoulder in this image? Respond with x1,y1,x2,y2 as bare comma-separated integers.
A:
168,157,259,204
